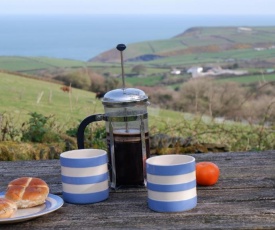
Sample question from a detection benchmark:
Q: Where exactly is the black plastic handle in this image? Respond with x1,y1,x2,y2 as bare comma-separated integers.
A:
77,114,104,149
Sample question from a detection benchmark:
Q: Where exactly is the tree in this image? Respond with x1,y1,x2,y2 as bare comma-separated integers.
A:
178,78,246,119
131,65,147,75
104,77,120,91
54,69,91,90
89,71,105,92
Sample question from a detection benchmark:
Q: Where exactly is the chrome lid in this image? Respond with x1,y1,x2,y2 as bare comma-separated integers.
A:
102,88,148,106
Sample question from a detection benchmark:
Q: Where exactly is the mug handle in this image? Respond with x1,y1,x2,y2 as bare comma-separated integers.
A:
77,114,104,149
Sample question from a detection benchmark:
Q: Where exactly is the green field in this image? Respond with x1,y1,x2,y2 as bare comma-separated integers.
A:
138,48,275,66
1,26,275,90
0,72,103,128
0,56,87,72
1,26,275,71
91,26,275,63
1,72,274,152
1,26,275,155
0,72,183,130
0,71,235,133
1,26,275,88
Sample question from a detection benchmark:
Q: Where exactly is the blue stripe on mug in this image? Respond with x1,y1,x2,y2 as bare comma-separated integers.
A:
148,196,197,212
60,154,108,168
146,161,195,176
147,180,196,192
62,189,109,204
61,172,108,185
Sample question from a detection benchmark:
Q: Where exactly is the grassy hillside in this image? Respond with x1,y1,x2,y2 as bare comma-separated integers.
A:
0,26,274,156
1,27,275,71
0,26,275,90
0,72,183,129
0,56,87,72
0,72,103,128
1,72,274,153
90,26,275,65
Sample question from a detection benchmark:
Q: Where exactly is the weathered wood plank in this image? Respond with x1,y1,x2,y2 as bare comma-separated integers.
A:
1,200,274,229
0,150,274,229
1,151,274,191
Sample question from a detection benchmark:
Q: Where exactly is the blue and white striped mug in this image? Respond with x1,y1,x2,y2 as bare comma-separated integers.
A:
60,149,109,204
146,155,197,212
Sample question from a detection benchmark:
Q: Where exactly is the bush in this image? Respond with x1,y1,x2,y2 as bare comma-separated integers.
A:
54,69,91,90
0,141,62,161
0,112,21,141
1,108,274,161
131,65,147,75
66,123,106,150
21,112,60,143
153,114,275,152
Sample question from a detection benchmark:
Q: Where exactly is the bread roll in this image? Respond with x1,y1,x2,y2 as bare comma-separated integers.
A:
0,198,17,218
5,177,49,208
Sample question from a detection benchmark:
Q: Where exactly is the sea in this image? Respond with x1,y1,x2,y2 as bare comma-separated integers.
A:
1,14,275,61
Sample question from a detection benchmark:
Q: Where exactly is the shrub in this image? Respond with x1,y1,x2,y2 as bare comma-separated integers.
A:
21,112,60,143
54,69,91,90
0,112,21,141
131,65,147,75
66,122,106,150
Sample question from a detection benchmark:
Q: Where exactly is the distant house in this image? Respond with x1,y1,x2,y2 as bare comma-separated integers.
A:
187,66,203,78
170,68,181,75
187,65,248,78
266,69,274,74
237,27,252,33
254,47,265,51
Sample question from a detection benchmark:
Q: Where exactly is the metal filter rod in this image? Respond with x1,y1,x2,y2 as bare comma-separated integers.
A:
116,44,126,89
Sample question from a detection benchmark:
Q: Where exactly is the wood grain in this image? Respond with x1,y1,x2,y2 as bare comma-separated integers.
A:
0,150,274,229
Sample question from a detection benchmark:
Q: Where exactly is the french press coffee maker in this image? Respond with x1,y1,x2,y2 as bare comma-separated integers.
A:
77,44,150,189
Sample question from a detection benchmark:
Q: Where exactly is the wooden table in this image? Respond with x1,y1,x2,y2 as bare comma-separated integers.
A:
1,150,275,229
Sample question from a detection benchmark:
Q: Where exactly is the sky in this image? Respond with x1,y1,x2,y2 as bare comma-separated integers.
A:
1,0,275,16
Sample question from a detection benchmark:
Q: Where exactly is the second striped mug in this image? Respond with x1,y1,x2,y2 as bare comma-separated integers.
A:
146,155,197,212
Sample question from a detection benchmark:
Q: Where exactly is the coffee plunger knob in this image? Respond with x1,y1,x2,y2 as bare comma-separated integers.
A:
116,44,126,51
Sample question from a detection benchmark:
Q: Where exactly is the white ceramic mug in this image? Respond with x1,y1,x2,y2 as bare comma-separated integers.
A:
60,149,109,204
146,155,197,212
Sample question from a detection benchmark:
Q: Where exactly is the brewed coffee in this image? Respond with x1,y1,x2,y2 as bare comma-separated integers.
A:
107,129,150,187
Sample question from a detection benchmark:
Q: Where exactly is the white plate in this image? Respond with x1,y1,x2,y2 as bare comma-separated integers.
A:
0,192,64,224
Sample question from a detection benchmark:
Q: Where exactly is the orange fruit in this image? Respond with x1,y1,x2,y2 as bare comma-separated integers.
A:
196,162,220,186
